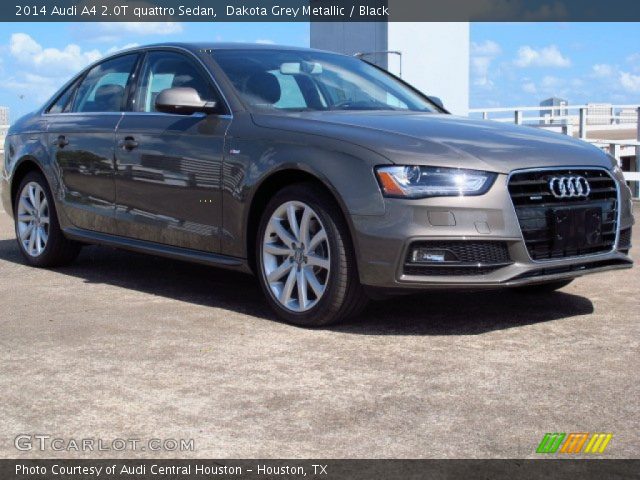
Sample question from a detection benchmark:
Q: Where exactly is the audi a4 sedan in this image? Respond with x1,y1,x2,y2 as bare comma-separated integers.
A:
1,43,634,326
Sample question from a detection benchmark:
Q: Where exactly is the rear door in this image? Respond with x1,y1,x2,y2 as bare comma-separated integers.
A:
46,53,140,234
114,49,229,252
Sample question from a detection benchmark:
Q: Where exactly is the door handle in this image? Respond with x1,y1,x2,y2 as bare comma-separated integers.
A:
56,135,69,148
121,136,139,151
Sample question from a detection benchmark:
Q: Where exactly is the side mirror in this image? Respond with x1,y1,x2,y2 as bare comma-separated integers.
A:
155,87,218,115
427,96,445,110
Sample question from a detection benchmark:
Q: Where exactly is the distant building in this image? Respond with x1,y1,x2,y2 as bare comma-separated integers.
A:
0,107,9,154
0,106,9,126
311,20,470,115
539,97,568,124
618,107,638,124
587,103,613,125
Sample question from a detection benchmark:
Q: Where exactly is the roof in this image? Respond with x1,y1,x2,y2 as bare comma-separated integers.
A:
119,42,325,54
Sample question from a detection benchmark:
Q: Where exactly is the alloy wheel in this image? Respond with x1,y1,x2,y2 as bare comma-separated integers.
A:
17,181,50,257
262,201,331,312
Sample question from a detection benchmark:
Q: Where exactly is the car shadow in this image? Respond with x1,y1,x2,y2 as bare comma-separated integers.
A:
331,288,594,335
0,239,594,335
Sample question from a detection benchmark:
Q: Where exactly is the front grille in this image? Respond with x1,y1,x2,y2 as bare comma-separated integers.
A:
403,241,512,276
508,168,618,261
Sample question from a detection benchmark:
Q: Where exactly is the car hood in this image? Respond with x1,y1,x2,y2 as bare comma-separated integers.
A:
251,111,612,174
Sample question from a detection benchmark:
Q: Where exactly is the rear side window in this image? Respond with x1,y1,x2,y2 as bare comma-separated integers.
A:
135,51,217,112
47,78,80,114
71,54,138,113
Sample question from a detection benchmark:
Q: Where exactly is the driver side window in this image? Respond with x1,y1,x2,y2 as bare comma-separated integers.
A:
136,51,217,113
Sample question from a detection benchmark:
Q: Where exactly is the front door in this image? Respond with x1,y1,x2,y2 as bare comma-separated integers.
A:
114,50,229,252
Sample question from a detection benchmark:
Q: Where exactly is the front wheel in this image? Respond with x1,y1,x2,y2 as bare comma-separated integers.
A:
256,183,368,327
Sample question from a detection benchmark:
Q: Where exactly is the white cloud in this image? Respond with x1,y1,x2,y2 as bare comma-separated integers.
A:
4,74,61,103
10,33,40,56
10,33,101,75
470,40,502,89
541,75,561,89
522,81,537,94
471,40,501,57
514,45,571,68
75,22,183,43
620,72,640,93
471,57,492,85
626,53,640,73
106,43,139,54
255,39,275,45
4,34,140,104
106,22,182,35
626,53,640,64
592,64,615,78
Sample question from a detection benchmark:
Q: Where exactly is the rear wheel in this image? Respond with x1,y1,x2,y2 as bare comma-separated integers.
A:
256,183,368,326
14,171,81,267
515,279,573,294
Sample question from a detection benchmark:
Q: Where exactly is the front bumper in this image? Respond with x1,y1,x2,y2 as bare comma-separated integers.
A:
351,172,634,290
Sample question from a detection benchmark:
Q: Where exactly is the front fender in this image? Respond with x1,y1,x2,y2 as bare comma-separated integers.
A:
221,115,391,258
247,143,387,217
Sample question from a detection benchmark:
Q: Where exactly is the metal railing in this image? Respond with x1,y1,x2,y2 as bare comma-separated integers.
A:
469,104,640,138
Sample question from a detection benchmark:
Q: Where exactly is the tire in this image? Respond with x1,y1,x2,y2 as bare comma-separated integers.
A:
13,171,81,267
256,183,368,327
514,279,573,294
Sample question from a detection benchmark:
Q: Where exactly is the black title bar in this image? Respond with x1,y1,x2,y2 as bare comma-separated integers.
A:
3,459,640,480
6,0,640,22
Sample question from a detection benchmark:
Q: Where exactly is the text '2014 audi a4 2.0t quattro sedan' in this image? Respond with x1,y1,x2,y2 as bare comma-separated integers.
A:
1,43,634,326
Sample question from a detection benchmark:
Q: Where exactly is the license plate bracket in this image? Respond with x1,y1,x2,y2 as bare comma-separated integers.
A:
552,207,603,250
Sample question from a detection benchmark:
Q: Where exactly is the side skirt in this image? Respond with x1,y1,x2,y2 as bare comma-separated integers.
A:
63,227,252,273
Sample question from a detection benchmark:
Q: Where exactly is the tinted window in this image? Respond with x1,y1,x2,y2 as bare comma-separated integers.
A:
269,70,326,110
136,51,216,112
48,78,80,114
212,49,436,113
72,54,138,113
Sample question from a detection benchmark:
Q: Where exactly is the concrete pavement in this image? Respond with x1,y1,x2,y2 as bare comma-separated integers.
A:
0,208,638,458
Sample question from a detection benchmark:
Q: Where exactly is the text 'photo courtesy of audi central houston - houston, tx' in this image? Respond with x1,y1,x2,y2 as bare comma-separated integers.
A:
1,43,634,326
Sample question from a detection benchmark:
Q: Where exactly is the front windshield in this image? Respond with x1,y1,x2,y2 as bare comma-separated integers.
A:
212,49,438,113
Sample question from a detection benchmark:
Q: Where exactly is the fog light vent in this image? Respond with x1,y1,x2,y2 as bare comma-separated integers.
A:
404,241,513,276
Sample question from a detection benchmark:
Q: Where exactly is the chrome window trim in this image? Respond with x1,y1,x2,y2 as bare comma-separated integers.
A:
506,165,621,264
119,112,233,119
44,112,125,117
42,111,233,120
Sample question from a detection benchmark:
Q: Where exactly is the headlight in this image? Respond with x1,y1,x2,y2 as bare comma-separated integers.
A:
375,166,497,198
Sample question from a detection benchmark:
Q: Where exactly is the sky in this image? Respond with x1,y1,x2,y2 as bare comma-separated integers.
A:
0,21,638,120
471,23,640,108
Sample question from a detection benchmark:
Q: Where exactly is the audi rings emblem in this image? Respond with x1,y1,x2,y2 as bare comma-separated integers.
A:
548,176,591,199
